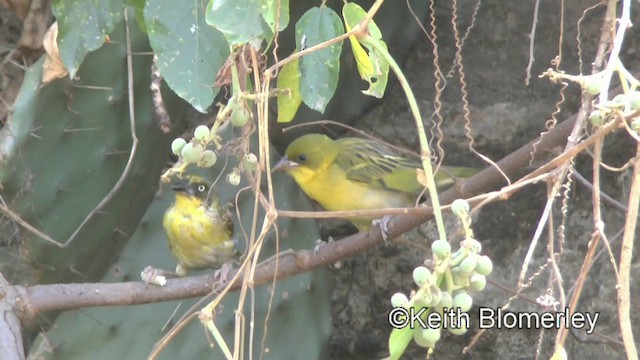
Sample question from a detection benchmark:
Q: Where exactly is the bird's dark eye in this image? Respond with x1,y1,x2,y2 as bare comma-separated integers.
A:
197,184,206,192
297,154,307,162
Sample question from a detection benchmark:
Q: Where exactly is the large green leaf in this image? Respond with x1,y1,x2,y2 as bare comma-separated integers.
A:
145,0,229,112
295,7,344,113
52,0,124,78
126,0,146,32
262,0,290,34
206,0,271,46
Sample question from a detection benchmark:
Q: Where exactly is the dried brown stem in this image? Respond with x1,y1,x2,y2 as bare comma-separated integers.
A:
617,140,640,359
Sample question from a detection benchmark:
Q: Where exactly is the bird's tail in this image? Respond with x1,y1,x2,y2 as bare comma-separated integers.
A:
434,166,480,189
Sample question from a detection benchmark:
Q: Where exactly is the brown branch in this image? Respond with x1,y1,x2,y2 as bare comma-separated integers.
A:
11,99,591,322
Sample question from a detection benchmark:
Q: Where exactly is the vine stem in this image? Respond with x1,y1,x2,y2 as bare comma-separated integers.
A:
617,141,640,359
363,35,447,242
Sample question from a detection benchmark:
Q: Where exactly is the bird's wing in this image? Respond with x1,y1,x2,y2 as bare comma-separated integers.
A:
335,138,424,194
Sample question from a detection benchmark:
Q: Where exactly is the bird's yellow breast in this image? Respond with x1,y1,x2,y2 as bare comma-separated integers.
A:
290,162,414,229
162,193,234,270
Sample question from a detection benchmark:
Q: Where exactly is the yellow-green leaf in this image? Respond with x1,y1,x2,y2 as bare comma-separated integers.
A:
344,16,373,76
277,58,302,123
342,2,389,98
388,326,413,360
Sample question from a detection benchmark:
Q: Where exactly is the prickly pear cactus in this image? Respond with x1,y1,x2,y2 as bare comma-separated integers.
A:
0,17,186,285
29,159,332,359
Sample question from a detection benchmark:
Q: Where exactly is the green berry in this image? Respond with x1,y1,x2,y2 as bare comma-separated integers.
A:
589,110,606,127
465,239,482,253
458,254,478,274
171,138,187,156
422,327,441,344
452,291,473,312
227,171,241,186
180,143,204,164
391,292,409,308
451,199,470,217
243,152,258,171
194,125,210,142
431,239,451,260
230,108,250,127
438,291,453,310
413,327,434,348
470,274,487,291
611,94,627,107
413,266,432,287
197,150,217,168
475,255,493,276
580,74,604,95
447,321,469,335
628,91,640,110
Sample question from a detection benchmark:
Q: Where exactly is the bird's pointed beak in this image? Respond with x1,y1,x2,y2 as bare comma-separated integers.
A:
272,156,298,172
171,178,192,195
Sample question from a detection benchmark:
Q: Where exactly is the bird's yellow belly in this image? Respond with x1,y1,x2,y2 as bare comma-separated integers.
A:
297,167,415,229
163,201,234,270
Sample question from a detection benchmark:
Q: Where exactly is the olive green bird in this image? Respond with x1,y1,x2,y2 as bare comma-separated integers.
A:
163,175,236,276
273,134,477,231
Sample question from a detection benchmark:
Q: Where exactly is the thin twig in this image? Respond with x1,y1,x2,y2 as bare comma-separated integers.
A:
617,140,640,359
0,202,57,245
525,0,541,85
573,170,627,211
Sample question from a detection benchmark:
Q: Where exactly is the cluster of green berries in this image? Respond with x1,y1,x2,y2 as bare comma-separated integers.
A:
562,71,640,128
589,91,640,127
390,199,493,350
169,100,258,185
170,125,218,168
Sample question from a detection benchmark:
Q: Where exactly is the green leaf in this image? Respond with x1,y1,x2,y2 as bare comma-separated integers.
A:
342,2,388,98
52,0,124,78
277,58,302,123
145,0,229,112
262,0,290,33
295,6,344,113
388,326,413,360
206,0,270,46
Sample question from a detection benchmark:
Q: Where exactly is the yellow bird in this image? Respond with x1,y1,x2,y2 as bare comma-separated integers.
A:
273,134,477,231
163,175,235,276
